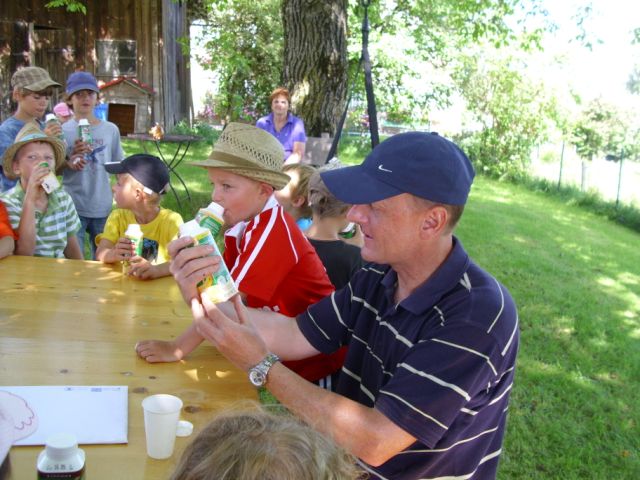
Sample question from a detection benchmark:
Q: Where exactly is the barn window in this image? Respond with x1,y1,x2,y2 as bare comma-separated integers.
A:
95,40,137,77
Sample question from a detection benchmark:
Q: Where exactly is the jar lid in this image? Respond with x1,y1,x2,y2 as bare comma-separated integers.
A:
37,433,85,473
45,433,78,459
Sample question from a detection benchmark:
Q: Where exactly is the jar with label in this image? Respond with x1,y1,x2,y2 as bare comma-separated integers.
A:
37,433,85,479
179,220,238,303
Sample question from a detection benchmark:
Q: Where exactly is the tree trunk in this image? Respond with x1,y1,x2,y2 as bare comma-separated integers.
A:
282,0,348,137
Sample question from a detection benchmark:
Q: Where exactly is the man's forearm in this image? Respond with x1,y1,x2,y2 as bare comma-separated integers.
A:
264,362,416,467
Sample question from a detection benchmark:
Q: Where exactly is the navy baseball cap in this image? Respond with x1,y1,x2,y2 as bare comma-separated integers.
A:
66,71,99,96
105,154,170,195
320,132,475,206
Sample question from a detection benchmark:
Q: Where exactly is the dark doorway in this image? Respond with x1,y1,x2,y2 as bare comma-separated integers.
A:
107,103,135,135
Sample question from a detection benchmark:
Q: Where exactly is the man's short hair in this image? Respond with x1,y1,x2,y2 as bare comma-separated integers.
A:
412,196,465,232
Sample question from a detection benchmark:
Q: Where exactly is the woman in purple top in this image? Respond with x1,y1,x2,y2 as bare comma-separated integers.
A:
256,87,307,164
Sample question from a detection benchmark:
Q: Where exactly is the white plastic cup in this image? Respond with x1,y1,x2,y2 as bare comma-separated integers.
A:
141,394,183,459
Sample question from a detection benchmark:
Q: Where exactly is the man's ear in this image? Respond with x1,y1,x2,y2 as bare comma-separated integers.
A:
421,206,448,235
12,160,20,177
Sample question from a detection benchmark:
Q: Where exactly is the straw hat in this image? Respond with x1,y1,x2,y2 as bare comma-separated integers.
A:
2,122,66,180
191,122,290,190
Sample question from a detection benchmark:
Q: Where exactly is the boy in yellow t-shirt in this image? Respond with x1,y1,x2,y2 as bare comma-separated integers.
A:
96,154,183,279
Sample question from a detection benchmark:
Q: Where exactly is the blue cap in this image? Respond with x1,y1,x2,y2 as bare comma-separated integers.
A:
320,132,475,206
66,72,99,96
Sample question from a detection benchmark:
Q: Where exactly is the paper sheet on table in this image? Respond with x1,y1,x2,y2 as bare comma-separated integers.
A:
0,386,128,446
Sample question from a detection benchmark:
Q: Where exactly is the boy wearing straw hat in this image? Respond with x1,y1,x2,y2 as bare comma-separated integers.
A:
0,122,82,259
136,123,345,390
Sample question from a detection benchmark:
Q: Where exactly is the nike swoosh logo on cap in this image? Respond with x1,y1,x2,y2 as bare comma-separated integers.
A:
378,164,393,173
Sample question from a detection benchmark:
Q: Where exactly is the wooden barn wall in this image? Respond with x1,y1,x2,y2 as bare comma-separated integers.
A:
0,0,191,129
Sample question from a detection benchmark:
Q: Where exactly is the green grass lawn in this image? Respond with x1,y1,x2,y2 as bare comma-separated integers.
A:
459,177,639,479
123,137,640,478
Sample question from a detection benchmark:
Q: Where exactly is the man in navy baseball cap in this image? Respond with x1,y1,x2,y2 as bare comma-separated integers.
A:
167,131,519,480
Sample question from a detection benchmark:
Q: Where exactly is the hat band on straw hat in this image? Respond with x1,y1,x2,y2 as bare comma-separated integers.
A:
191,151,291,190
191,150,267,170
221,166,290,190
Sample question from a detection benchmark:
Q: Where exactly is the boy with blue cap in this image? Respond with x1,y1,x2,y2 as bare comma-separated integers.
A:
169,131,520,480
62,71,124,259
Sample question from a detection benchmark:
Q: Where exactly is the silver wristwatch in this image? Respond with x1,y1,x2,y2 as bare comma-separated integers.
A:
248,353,280,387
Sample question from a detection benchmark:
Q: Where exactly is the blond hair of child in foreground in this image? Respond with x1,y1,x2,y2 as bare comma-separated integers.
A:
169,404,362,480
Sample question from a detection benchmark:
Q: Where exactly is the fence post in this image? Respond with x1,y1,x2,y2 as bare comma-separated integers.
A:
557,141,565,190
616,149,624,208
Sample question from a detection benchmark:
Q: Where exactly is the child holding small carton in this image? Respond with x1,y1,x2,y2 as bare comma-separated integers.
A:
62,72,124,259
136,123,345,389
0,122,82,259
95,154,183,280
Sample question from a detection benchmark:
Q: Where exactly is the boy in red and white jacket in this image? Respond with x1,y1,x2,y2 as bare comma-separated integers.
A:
136,123,345,388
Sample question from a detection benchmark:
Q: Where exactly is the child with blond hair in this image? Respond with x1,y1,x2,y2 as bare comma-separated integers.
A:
274,162,316,231
170,403,361,480
136,123,344,389
96,154,182,279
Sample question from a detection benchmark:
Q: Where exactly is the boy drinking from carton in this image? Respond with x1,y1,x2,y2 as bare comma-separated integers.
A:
0,67,63,192
136,123,345,390
62,71,125,259
0,122,82,258
95,154,183,280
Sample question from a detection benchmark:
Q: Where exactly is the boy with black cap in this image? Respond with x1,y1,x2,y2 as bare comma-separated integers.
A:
62,71,124,259
96,154,183,280
0,67,62,192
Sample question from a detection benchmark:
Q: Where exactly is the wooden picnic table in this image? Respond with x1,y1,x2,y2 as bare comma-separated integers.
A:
0,255,254,479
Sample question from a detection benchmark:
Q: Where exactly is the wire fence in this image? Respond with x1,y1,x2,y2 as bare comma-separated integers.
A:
530,143,640,208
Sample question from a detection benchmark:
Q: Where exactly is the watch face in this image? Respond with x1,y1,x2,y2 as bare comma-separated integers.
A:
249,369,266,387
